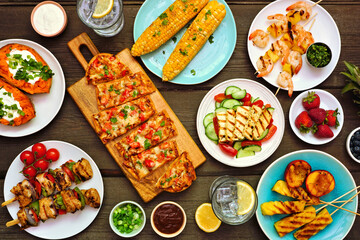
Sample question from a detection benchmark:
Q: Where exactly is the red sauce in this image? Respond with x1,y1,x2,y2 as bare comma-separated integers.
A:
153,203,184,234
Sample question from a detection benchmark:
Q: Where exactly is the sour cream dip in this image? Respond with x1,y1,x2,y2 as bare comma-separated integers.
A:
31,1,67,37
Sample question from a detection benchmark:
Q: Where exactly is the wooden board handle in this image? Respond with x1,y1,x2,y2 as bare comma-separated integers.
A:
67,32,100,71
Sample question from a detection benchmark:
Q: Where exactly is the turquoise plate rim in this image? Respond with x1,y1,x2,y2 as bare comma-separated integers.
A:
133,0,237,85
256,149,357,240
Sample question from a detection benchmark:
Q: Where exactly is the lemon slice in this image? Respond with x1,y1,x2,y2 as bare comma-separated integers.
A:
195,203,221,233
236,181,256,215
92,0,114,19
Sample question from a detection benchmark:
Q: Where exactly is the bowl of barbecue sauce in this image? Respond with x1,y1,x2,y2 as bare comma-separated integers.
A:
151,201,186,238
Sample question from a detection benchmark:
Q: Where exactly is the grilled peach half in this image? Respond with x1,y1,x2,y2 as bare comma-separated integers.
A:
284,160,312,188
305,170,335,197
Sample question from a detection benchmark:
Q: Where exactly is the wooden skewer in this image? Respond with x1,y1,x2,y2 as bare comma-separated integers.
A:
312,0,323,7
274,87,281,96
308,18,316,32
1,197,16,207
303,12,318,27
317,185,360,212
323,200,360,216
6,219,20,227
331,190,360,216
320,200,353,204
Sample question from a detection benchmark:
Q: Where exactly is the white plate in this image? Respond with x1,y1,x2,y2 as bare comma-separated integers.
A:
0,39,65,137
247,0,341,92
3,140,104,239
289,89,344,145
196,79,285,167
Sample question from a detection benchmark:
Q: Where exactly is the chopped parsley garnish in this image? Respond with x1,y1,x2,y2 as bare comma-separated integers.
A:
18,110,25,116
132,81,137,85
159,13,168,20
124,105,129,109
191,69,196,76
121,109,128,119
115,89,121,95
136,161,142,168
192,36,197,41
169,5,174,11
106,130,111,135
208,34,214,44
162,19,169,26
134,136,139,142
160,120,165,127
144,139,151,150
108,85,114,92
110,117,117,123
194,8,198,12
205,10,212,20
130,106,135,110
172,37,177,43
163,150,168,157
179,49,188,56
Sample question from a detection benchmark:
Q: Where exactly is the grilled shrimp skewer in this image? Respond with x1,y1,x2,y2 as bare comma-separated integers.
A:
6,188,101,229
2,158,93,208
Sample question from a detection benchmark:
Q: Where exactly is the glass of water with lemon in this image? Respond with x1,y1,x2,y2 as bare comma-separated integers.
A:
210,176,257,225
77,0,124,37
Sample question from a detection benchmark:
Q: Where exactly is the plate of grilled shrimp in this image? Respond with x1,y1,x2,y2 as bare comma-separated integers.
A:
256,150,358,240
132,0,236,84
3,140,104,239
247,0,340,96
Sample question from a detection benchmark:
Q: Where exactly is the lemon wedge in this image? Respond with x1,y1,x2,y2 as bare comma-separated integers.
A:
236,181,256,215
92,0,114,19
195,203,221,233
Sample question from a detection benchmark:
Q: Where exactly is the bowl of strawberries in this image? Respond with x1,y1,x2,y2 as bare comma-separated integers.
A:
289,89,344,145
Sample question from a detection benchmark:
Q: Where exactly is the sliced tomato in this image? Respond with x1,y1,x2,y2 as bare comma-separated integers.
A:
241,141,262,147
261,125,277,142
213,117,220,136
30,209,39,223
267,118,274,128
45,172,55,183
73,189,78,199
219,144,238,157
34,181,42,197
241,93,251,102
214,93,232,103
67,160,74,163
144,159,155,168
129,142,140,148
62,166,75,182
58,209,67,215
251,100,264,108
243,100,251,106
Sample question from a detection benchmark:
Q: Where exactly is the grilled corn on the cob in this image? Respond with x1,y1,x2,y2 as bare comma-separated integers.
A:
294,208,333,240
261,201,306,216
162,0,226,81
131,0,209,56
274,206,316,237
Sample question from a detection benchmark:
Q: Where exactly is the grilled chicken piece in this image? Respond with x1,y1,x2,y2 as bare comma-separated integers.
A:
81,188,101,208
274,206,316,237
217,111,227,143
225,109,237,142
272,180,320,205
17,208,29,228
72,158,93,182
38,197,57,221
294,208,333,240
10,180,36,207
53,168,72,191
253,107,273,139
234,106,250,140
61,189,82,213
36,173,57,196
261,201,306,216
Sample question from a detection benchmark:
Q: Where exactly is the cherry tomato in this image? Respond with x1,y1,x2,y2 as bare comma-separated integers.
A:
45,148,60,162
213,117,220,136
30,209,39,223
268,118,274,128
20,150,35,165
23,166,37,179
62,166,75,182
32,143,47,159
58,209,67,215
219,143,238,157
34,159,49,172
144,159,155,168
243,100,251,106
251,100,264,108
264,103,272,109
241,93,251,102
214,93,232,103
241,141,262,148
261,125,277,142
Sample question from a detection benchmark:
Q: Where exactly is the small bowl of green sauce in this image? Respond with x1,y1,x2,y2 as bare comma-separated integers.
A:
109,201,146,238
306,42,332,68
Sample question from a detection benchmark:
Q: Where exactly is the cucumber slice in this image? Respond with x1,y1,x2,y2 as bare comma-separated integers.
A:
236,149,255,158
267,107,275,114
215,101,221,109
203,113,214,127
221,99,241,109
225,86,241,96
215,107,228,114
243,145,262,152
251,97,260,103
233,141,243,151
232,104,243,110
232,89,247,100
205,122,218,141
254,128,269,141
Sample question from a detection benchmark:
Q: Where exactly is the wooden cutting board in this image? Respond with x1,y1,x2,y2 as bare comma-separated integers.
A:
67,33,206,202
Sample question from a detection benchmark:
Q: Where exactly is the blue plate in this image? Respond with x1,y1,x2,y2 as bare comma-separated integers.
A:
133,0,237,85
256,150,357,240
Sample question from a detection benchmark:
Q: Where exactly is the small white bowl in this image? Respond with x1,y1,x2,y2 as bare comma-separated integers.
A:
346,127,360,163
151,201,186,238
109,201,146,238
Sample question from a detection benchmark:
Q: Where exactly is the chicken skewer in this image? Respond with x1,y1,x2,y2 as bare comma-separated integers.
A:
6,188,101,229
2,158,93,208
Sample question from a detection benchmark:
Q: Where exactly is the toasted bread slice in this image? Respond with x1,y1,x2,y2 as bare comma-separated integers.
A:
217,111,227,143
234,106,250,140
261,201,306,216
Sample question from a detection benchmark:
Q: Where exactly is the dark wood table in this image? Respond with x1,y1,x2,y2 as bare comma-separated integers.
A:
1,0,359,239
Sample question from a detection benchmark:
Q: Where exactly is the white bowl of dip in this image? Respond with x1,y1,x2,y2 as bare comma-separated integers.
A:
31,1,67,37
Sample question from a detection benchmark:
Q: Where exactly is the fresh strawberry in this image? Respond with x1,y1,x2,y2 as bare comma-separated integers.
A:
302,91,320,110
325,109,340,128
308,108,327,124
295,111,313,133
313,124,334,138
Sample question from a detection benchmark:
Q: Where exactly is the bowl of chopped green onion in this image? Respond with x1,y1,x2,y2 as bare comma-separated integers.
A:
306,42,332,68
109,201,146,238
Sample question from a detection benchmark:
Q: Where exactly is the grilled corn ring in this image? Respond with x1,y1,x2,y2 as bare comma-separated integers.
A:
131,0,209,56
162,0,226,81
